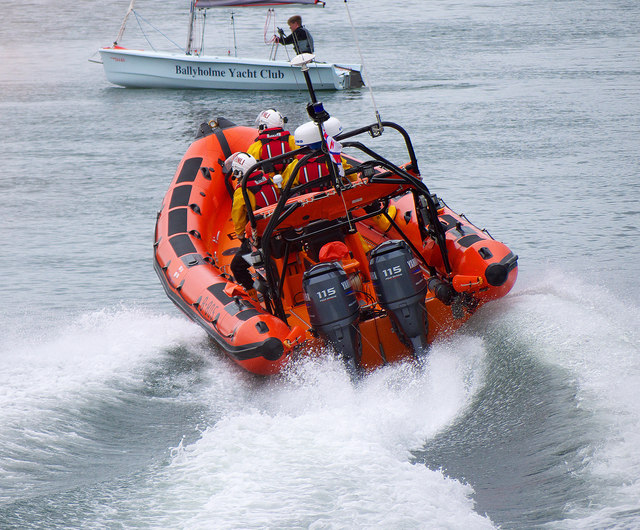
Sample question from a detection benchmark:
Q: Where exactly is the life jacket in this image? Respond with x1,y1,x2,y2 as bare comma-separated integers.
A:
245,171,279,208
296,154,330,192
257,127,292,173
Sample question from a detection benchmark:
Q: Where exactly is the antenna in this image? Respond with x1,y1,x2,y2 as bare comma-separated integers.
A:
290,54,341,191
290,53,319,104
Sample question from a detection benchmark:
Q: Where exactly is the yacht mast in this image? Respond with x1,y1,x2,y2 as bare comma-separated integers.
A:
186,0,196,54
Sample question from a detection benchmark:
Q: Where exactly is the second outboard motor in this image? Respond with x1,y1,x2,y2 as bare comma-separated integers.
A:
369,240,429,354
302,262,361,371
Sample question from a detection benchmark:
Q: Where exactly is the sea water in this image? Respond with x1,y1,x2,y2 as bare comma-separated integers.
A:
1,0,638,527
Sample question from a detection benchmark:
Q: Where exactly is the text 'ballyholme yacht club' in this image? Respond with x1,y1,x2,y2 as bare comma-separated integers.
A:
175,65,286,79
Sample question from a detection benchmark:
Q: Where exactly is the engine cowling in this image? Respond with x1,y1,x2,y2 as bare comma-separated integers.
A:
369,240,429,354
302,261,361,370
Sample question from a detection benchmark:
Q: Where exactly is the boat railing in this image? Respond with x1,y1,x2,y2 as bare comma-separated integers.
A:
336,121,420,175
241,146,320,230
237,120,452,321
241,119,419,232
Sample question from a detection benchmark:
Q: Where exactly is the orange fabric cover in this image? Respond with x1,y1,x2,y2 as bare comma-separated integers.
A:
319,241,350,262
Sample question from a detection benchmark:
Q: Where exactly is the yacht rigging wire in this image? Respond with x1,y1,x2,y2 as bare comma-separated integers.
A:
343,0,383,135
134,11,156,51
131,10,184,52
265,10,304,91
264,8,279,60
199,10,207,54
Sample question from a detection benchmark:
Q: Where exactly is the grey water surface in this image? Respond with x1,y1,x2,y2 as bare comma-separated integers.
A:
1,0,638,528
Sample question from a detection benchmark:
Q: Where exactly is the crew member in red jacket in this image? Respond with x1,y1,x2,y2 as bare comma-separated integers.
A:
281,117,354,190
247,109,297,175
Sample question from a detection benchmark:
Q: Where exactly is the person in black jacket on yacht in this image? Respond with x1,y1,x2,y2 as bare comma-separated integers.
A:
276,15,314,55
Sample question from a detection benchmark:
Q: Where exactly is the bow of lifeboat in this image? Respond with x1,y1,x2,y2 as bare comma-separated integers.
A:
153,119,305,375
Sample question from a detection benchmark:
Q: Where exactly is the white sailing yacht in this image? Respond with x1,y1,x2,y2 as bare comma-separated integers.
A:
97,0,364,91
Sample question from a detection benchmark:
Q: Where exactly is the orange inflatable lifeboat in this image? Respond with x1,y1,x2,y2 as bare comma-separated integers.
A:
154,111,517,375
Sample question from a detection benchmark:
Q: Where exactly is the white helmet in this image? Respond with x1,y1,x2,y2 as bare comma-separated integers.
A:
224,152,257,180
294,117,343,147
255,109,287,131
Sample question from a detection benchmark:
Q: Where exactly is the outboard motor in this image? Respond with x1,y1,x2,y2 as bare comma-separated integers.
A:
369,240,429,354
302,262,361,371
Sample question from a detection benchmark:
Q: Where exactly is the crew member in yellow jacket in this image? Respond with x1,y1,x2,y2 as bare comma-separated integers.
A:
247,109,297,175
225,152,280,298
281,118,355,190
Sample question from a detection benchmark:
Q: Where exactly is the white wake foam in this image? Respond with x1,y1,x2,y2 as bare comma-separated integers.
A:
500,269,640,527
